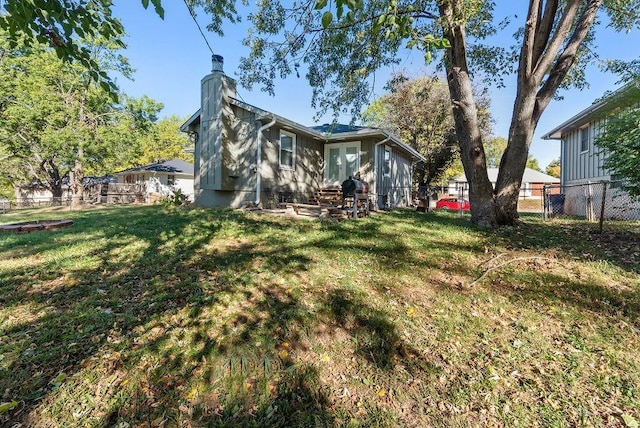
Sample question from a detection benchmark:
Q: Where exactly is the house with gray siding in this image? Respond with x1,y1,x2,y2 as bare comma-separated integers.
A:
542,83,640,218
180,55,425,210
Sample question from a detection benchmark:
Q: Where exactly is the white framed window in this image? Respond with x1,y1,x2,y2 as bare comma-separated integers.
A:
279,130,296,170
383,146,391,177
580,126,589,153
520,182,532,197
167,175,176,186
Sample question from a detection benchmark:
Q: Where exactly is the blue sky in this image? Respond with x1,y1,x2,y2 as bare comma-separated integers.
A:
112,1,640,170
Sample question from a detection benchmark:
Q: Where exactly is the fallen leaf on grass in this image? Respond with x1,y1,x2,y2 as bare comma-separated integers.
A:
623,414,639,428
0,401,18,413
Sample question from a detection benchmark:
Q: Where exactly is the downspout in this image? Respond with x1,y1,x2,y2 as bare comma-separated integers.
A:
255,116,276,207
373,136,391,209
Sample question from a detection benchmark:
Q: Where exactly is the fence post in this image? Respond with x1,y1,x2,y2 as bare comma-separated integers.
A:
598,181,607,233
543,185,549,221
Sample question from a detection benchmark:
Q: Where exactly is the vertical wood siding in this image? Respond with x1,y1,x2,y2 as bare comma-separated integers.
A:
563,117,611,184
260,126,324,206
375,144,413,208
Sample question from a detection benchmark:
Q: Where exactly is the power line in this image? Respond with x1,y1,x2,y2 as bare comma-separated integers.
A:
182,0,215,55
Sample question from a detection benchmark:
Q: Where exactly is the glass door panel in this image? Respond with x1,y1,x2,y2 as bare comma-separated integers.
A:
327,147,341,184
345,146,359,179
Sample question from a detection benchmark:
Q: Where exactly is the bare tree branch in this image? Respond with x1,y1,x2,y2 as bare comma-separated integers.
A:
469,256,561,287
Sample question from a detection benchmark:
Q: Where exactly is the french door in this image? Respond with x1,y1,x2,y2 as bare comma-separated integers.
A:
324,142,361,187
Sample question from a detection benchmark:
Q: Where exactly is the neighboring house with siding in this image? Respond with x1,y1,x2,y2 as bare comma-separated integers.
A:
179,55,425,210
542,83,640,218
115,159,195,202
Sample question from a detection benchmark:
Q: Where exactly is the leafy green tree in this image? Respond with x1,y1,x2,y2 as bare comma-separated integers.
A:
545,158,561,178
595,80,640,198
89,95,165,175
526,155,542,172
0,145,20,199
0,35,160,207
484,137,508,168
229,0,640,227
485,137,542,171
136,115,193,165
363,75,458,188
363,73,492,188
0,0,164,95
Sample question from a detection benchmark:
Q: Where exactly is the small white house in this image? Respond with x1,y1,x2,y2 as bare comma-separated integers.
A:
115,159,195,202
448,168,560,198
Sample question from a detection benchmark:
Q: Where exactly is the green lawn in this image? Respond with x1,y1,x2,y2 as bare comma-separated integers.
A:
1,205,639,427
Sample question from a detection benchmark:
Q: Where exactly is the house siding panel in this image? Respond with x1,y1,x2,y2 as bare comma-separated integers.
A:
186,67,424,210
374,143,413,209
563,117,612,185
259,126,323,206
221,104,256,192
360,139,375,183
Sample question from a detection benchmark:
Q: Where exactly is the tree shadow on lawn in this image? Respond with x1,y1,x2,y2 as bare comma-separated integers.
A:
0,207,318,424
489,268,640,328
420,210,640,274
495,216,640,274
398,210,640,327
0,206,435,426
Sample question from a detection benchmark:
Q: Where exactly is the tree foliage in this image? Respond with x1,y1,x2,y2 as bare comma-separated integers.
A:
525,155,542,172
0,0,164,95
0,35,161,205
545,158,561,178
136,115,193,166
595,80,640,198
363,73,492,187
227,0,640,227
484,137,508,168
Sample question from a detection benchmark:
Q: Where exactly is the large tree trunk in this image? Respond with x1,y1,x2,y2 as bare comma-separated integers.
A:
494,0,602,225
439,1,497,228
494,89,538,225
439,0,602,227
70,147,84,209
38,158,63,205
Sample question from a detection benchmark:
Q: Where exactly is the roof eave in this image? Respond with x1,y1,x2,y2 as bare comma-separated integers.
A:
542,82,636,140
180,110,201,132
228,98,325,139
321,128,425,162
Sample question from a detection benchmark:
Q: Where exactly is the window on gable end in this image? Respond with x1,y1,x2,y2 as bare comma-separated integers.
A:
580,126,589,153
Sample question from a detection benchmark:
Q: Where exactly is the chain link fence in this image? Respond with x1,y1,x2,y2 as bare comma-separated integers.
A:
543,180,640,226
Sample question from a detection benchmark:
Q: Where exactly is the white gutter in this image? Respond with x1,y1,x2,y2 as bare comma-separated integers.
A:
255,116,276,207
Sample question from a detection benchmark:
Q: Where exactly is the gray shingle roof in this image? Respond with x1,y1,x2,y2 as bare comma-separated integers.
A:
452,168,560,183
117,159,194,175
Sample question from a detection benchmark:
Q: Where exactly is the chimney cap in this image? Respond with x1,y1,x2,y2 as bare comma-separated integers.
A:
212,54,224,72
